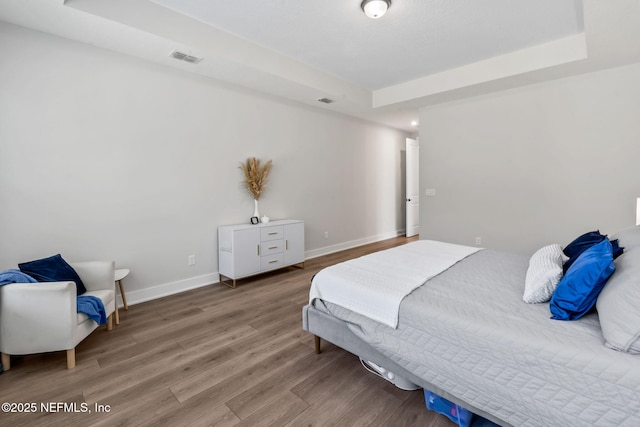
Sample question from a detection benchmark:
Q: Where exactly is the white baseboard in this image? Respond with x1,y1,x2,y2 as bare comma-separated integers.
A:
117,229,405,307
116,272,219,308
304,229,405,260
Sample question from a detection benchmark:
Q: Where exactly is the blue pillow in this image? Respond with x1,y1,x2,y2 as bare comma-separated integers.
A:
550,239,615,321
563,230,607,258
19,254,87,295
562,230,607,273
610,239,625,260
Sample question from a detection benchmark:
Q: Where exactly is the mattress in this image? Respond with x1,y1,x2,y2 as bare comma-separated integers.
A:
313,249,640,427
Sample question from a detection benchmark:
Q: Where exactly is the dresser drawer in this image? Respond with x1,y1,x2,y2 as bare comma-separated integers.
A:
261,255,284,271
260,240,284,256
261,225,284,242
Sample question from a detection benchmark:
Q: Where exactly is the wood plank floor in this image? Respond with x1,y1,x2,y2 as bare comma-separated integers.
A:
0,235,457,427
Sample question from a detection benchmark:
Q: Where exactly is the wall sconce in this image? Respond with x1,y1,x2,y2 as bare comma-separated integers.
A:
361,0,391,19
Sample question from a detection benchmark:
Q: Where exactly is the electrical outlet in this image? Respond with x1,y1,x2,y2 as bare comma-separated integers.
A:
188,255,196,266
475,237,482,246
324,231,329,239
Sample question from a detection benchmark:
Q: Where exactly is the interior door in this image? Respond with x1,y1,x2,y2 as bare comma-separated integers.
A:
405,138,419,237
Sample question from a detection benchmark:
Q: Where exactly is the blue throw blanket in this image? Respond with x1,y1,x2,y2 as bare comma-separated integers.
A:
77,295,107,325
0,269,107,373
0,269,37,285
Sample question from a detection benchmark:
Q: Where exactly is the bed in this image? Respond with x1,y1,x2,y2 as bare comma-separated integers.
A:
302,226,640,427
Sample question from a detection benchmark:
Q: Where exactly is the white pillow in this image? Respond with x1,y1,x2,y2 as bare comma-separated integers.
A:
523,244,567,304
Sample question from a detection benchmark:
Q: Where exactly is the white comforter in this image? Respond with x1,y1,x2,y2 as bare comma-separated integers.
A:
309,240,480,328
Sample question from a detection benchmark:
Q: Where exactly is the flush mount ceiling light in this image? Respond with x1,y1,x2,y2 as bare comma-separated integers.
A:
361,0,391,19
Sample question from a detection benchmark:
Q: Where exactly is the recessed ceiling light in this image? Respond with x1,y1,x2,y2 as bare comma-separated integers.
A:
411,120,419,127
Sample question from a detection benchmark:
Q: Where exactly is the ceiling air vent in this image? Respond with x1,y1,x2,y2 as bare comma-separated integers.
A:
170,50,203,64
317,97,334,104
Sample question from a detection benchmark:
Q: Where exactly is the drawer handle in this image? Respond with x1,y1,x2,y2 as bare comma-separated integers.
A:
268,246,278,250
286,240,288,250
268,232,278,235
268,259,279,264
257,245,260,256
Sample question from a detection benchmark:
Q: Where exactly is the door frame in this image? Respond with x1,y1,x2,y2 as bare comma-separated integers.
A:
405,138,419,237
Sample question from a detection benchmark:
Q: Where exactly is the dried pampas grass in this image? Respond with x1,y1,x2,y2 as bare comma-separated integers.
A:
240,157,272,200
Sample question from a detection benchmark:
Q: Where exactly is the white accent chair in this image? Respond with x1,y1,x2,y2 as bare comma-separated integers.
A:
0,261,116,370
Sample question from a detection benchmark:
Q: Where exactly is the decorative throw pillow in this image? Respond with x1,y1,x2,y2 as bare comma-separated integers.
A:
550,239,615,321
523,244,566,304
563,230,607,258
596,227,640,354
610,239,625,260
562,230,607,273
19,254,87,295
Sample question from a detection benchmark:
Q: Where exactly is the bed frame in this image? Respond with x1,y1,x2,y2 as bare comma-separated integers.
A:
302,304,509,426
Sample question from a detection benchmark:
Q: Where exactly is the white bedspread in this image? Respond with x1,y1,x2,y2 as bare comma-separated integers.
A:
309,240,481,328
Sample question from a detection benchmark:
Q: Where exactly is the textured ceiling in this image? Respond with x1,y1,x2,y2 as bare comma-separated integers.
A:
151,0,584,90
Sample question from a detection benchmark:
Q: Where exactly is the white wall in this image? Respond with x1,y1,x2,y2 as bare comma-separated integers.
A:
0,23,408,303
419,62,640,254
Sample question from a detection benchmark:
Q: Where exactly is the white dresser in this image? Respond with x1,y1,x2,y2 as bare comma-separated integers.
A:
218,219,305,288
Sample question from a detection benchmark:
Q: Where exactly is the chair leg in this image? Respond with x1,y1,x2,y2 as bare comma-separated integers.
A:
107,314,113,331
115,305,120,325
66,349,76,369
1,353,10,371
314,335,321,354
